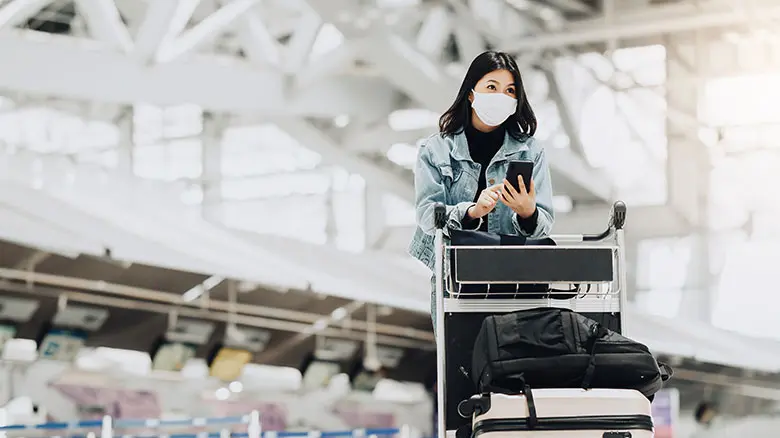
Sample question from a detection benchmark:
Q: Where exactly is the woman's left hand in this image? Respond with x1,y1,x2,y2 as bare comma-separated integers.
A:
501,176,537,218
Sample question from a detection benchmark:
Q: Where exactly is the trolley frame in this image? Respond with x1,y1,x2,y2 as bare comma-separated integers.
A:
432,201,628,438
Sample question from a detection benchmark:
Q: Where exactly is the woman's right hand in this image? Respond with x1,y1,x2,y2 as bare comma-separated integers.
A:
467,183,503,219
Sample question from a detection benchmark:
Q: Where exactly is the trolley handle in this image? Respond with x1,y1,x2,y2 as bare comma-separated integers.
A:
434,202,447,229
433,201,626,239
582,200,626,241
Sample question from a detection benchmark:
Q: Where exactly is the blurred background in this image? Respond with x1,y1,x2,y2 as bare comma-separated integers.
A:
0,0,777,437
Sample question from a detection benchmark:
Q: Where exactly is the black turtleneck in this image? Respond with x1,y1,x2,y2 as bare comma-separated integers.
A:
463,124,504,232
466,124,505,204
462,124,539,234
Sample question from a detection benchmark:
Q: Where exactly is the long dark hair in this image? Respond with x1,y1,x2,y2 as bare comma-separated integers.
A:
439,51,536,140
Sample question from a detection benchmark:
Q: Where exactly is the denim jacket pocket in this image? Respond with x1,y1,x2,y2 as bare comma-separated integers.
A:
438,164,459,182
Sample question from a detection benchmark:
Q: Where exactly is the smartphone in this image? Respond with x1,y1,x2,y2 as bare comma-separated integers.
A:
506,160,534,193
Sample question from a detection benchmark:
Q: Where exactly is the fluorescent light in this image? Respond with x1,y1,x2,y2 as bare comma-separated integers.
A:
312,319,328,332
215,387,230,400
376,0,420,7
386,143,417,168
552,195,573,213
202,275,224,289
182,276,224,302
331,307,348,321
333,115,350,128
182,285,204,302
388,109,439,131
228,381,243,393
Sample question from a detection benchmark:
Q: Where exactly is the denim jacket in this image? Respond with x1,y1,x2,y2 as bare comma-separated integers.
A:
408,129,555,271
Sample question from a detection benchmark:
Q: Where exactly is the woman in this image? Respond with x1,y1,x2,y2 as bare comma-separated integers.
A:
407,50,555,326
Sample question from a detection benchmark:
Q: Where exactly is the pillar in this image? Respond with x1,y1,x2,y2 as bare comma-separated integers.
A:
363,184,385,251
201,112,225,223
664,32,712,323
116,107,134,175
325,170,338,246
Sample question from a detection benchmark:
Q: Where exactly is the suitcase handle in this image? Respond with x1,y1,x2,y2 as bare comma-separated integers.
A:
457,394,491,418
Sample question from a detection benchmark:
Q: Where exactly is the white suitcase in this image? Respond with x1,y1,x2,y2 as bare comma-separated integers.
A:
459,389,653,438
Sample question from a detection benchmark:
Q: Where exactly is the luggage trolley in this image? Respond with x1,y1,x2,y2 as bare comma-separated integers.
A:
431,201,629,438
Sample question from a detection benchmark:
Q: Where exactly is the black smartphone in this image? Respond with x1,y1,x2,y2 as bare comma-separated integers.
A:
506,160,534,192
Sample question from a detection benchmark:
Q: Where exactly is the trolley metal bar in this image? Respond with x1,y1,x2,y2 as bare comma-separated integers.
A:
433,204,448,438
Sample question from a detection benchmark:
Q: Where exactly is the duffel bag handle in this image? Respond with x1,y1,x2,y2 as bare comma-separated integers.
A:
659,362,674,381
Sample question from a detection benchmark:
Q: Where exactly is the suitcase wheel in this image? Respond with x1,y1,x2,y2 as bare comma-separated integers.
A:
457,394,491,418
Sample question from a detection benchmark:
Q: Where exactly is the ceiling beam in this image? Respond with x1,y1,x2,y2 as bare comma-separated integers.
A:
74,0,133,52
273,118,414,200
416,4,452,57
0,30,398,119
0,0,54,30
237,10,282,67
503,0,780,51
130,0,198,64
283,3,322,72
156,0,261,63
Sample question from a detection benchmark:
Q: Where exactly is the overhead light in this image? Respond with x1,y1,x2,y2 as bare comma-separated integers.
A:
182,276,224,302
552,195,573,214
237,281,257,293
331,307,348,321
181,286,204,302
215,387,230,400
312,319,328,332
203,276,224,290
228,381,243,393
376,0,420,7
377,306,393,317
505,0,531,10
388,108,439,131
333,115,350,128
386,143,417,168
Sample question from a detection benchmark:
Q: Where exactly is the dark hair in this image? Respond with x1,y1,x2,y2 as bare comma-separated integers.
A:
439,51,536,140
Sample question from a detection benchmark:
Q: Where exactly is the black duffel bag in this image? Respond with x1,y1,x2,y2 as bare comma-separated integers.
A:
471,308,672,400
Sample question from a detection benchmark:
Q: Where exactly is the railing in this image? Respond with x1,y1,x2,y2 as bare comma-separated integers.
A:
0,413,410,438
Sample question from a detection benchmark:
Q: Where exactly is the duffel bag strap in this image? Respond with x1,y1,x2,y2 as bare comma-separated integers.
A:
581,323,608,389
521,381,538,429
480,376,538,430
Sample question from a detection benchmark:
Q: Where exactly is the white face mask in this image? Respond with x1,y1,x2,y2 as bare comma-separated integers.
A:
471,90,517,127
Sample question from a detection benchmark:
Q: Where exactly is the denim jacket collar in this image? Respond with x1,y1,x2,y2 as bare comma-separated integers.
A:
449,129,530,163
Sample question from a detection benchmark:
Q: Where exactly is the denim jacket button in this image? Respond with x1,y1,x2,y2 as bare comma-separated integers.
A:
488,178,495,184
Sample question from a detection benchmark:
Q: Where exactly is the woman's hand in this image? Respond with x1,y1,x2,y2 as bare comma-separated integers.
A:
467,183,503,219
501,176,537,218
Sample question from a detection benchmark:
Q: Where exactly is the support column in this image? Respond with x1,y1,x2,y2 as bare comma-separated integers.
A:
325,170,338,246
364,184,385,251
664,33,712,323
115,107,134,175
201,112,225,223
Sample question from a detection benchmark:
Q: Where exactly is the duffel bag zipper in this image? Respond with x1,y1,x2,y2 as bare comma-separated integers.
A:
472,414,653,437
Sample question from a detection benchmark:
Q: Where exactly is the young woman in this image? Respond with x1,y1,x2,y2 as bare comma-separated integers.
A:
408,50,555,326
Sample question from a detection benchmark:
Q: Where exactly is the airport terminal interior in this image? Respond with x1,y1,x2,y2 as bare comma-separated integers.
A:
0,0,778,437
